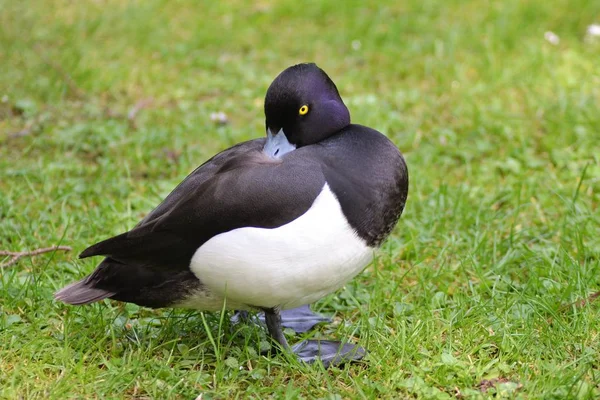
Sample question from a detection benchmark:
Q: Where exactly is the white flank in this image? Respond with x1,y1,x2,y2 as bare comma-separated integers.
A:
185,183,374,311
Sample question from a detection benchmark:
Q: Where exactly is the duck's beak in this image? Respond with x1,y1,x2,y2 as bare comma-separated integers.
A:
264,128,296,159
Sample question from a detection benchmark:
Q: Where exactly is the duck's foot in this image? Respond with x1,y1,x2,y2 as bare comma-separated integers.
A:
230,310,254,325
291,340,366,367
279,305,332,333
231,304,331,333
262,307,365,368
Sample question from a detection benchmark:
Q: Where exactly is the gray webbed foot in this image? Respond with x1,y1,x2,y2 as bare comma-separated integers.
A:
291,340,366,367
262,308,365,368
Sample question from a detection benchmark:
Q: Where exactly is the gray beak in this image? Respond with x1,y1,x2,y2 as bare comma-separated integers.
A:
263,128,296,159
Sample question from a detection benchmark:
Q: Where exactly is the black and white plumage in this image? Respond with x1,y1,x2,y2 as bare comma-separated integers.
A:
55,63,409,366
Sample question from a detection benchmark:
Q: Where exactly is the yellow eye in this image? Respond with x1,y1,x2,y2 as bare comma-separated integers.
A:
299,105,309,115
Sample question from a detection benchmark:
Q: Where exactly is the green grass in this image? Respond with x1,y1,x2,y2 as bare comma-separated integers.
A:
1,0,600,398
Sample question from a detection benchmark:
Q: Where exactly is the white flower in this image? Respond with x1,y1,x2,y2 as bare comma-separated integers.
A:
585,24,600,43
587,24,600,36
210,111,228,125
544,31,560,45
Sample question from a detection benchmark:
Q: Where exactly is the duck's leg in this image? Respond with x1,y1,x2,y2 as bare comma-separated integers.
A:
263,307,290,350
263,308,366,367
231,304,331,333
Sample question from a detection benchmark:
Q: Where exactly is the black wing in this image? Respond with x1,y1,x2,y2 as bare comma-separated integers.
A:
81,139,325,267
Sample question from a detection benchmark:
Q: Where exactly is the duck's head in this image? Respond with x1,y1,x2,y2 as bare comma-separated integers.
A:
263,63,350,158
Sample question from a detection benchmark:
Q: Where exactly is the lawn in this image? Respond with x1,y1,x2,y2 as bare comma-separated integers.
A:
1,0,600,398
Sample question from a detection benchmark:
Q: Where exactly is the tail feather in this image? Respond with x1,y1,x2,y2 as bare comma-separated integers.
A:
54,278,114,305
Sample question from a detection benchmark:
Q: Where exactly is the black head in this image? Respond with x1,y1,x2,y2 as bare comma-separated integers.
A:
264,63,350,147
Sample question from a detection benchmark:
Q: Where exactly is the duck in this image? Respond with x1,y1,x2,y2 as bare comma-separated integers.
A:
55,63,409,367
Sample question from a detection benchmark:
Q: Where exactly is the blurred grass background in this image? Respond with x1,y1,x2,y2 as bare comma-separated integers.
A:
1,0,600,398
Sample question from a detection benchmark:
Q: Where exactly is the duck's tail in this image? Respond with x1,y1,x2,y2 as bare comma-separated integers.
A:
54,278,114,305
